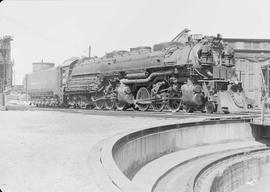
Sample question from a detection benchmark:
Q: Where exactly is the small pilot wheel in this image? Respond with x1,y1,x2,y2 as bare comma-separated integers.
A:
105,98,116,110
151,93,165,112
136,87,150,111
168,96,182,112
205,101,215,114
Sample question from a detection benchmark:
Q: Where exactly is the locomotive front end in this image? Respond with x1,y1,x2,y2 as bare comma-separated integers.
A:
165,33,247,113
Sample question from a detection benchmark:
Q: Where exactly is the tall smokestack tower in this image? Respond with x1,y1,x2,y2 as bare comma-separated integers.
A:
0,36,13,92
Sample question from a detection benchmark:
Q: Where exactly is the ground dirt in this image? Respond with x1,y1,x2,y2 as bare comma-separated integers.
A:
0,110,192,192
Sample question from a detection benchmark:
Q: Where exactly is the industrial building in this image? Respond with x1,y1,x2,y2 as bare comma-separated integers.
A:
224,38,270,107
0,36,13,92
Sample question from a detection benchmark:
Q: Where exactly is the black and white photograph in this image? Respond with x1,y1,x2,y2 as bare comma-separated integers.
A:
0,0,270,191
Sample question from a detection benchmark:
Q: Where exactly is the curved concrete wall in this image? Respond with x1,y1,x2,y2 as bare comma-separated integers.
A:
210,154,270,192
112,119,255,179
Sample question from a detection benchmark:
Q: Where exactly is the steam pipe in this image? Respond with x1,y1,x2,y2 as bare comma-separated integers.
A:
126,72,148,79
120,70,174,84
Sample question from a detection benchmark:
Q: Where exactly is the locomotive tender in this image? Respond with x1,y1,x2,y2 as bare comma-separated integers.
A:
25,30,246,113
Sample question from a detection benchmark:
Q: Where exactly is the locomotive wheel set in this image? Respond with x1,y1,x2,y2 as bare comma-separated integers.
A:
26,30,247,114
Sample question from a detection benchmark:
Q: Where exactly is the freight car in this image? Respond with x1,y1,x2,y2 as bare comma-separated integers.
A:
26,29,247,113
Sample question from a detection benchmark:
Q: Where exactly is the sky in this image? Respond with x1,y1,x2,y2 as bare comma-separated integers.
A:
0,0,270,84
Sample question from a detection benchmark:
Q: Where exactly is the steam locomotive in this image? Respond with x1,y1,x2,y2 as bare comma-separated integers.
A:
25,29,246,113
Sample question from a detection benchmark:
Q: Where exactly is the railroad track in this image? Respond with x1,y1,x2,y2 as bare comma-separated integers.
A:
22,106,259,120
